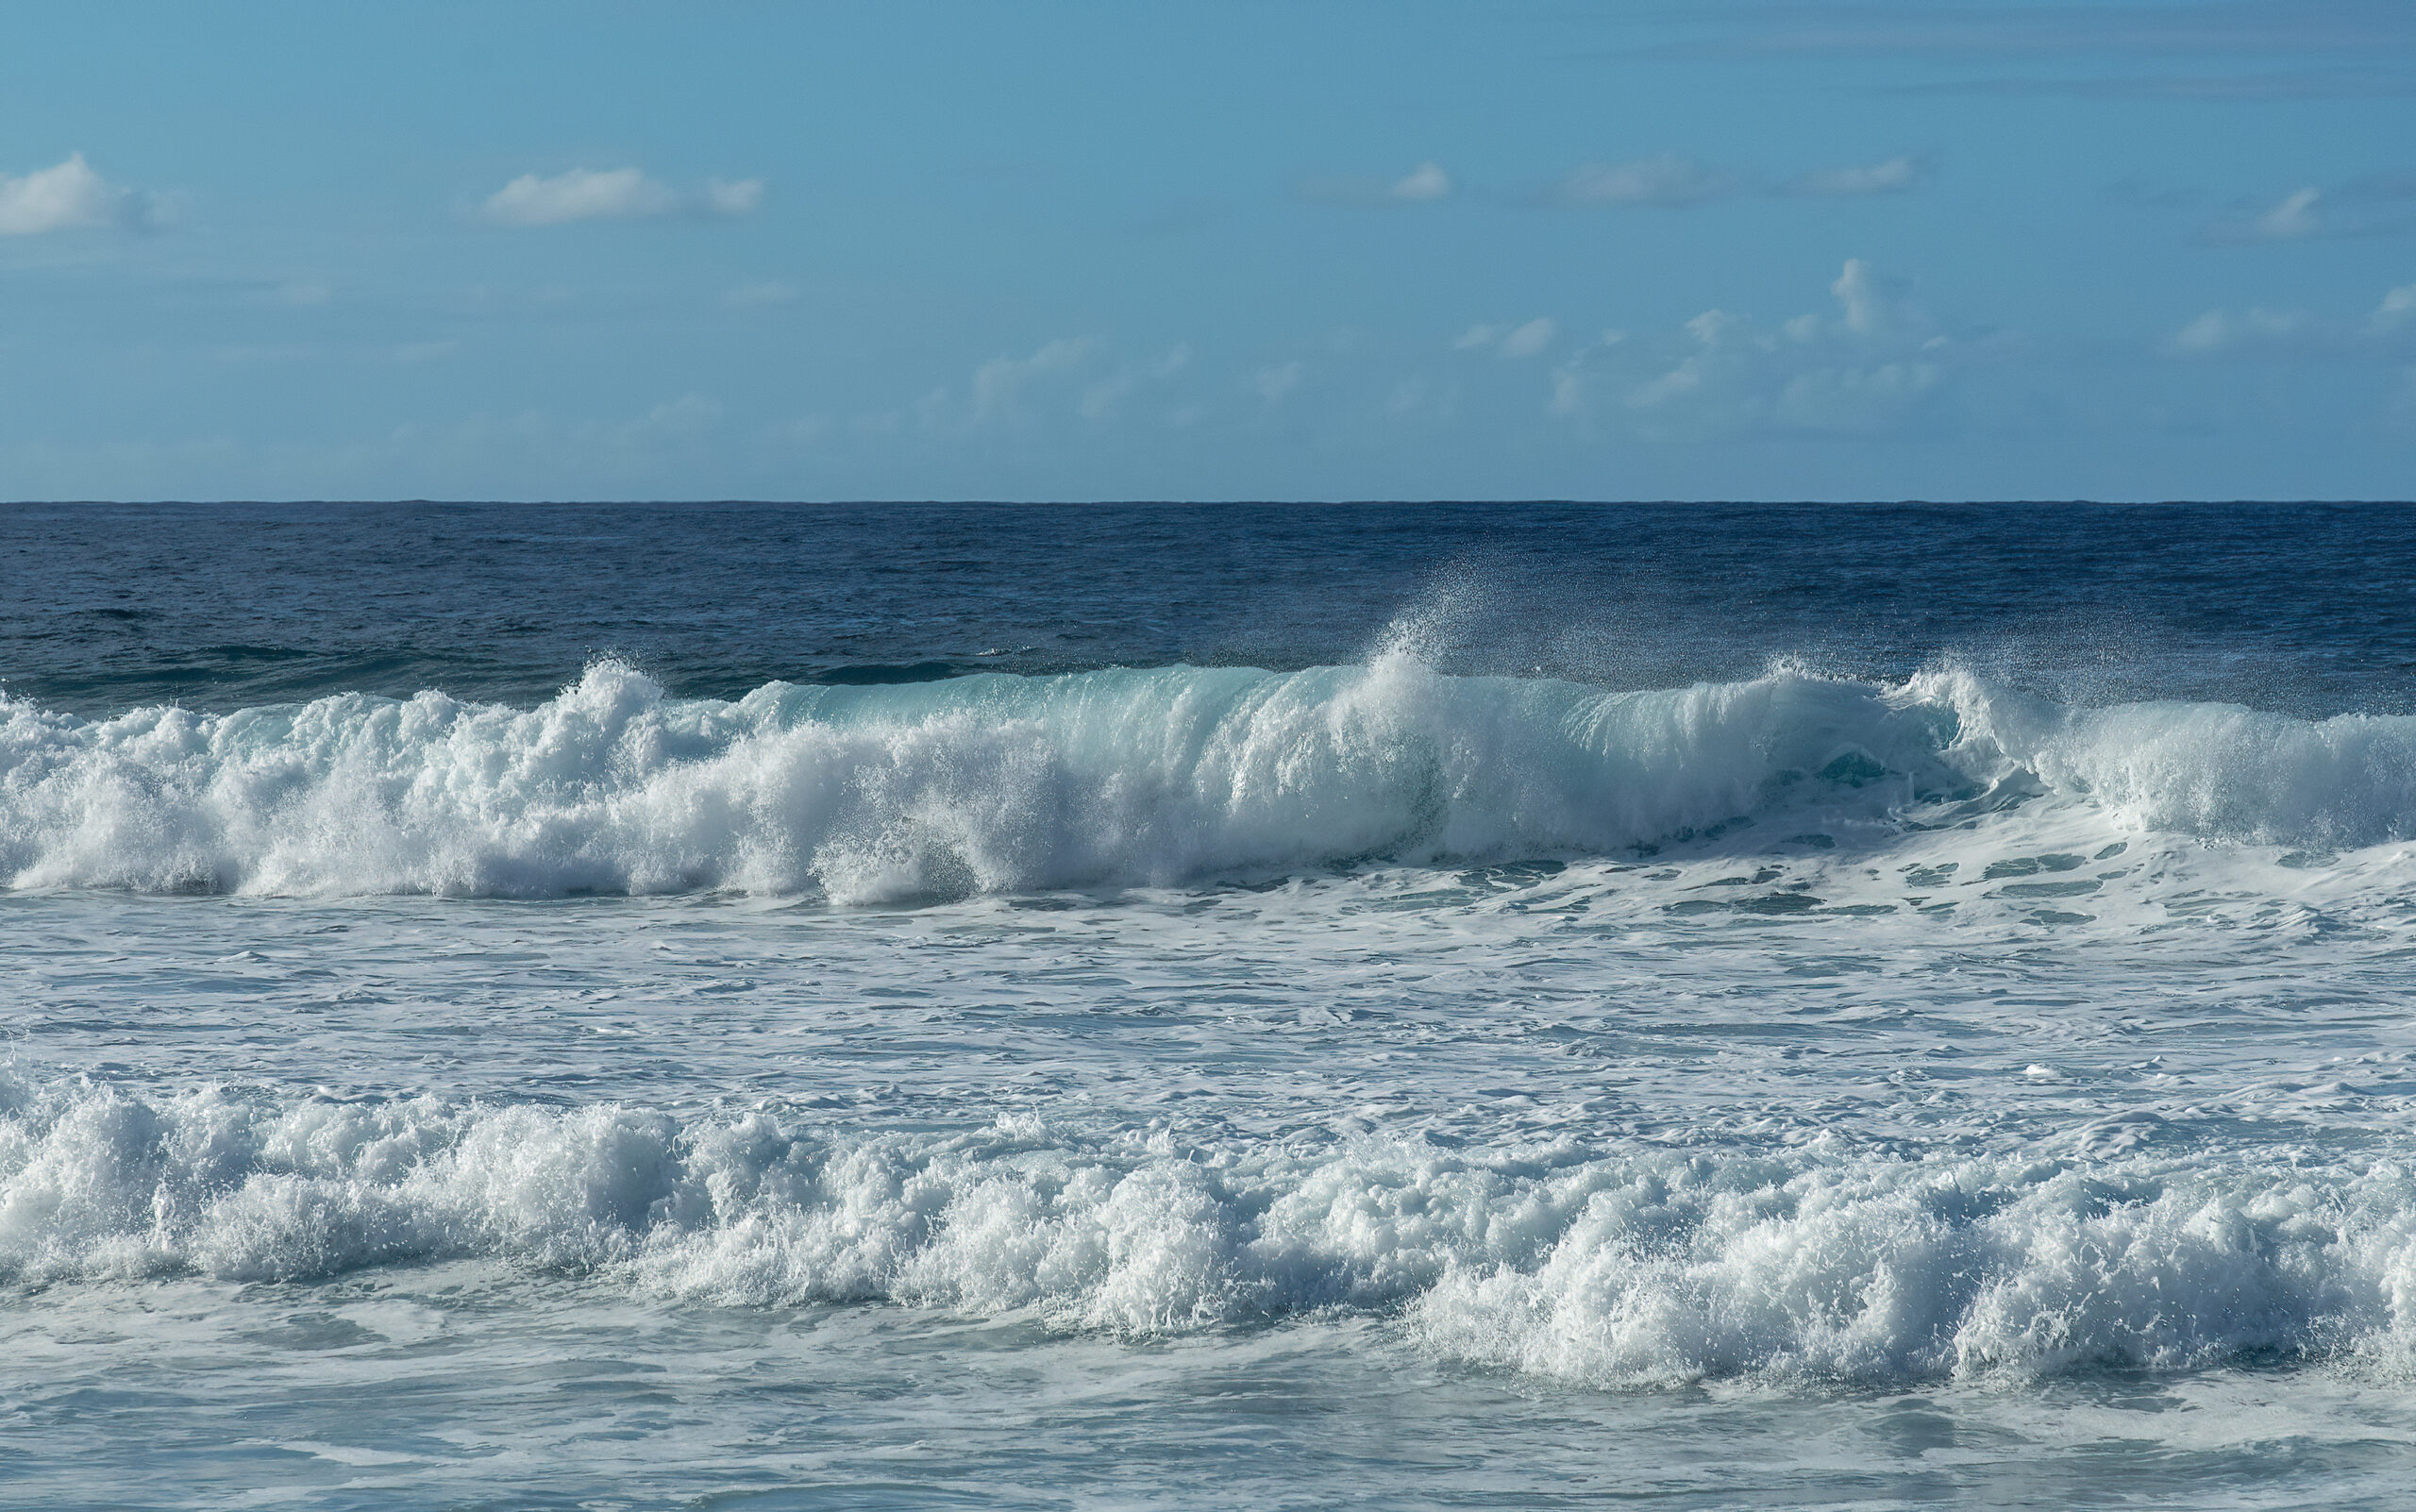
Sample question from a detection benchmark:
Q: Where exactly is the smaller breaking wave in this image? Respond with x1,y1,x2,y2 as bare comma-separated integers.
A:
5,1078,2414,1387
3,657,2414,901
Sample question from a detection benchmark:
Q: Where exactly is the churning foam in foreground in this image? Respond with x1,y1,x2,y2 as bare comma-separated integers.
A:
5,657,2416,900
5,1077,2415,1386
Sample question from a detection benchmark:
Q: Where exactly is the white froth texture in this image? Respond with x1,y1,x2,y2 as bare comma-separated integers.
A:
5,1079,2414,1385
2,659,2412,899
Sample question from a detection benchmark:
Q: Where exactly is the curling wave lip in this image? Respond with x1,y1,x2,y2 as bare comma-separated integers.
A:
2,655,2412,901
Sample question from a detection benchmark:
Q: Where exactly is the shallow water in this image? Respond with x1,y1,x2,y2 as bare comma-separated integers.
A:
7,501,2416,1508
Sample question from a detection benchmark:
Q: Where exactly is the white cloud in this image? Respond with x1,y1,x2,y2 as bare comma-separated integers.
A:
1389,162,1453,201
2203,185,2326,244
482,168,676,226
1555,155,1730,208
1455,318,1558,359
2369,283,2416,334
2255,187,2323,240
1080,344,1192,420
1774,361,1942,430
1822,258,1907,338
1302,161,1456,207
1551,260,1961,437
967,338,1104,424
0,153,150,236
478,167,763,227
1548,366,1586,419
868,336,1203,435
701,178,764,217
1335,152,1936,211
2170,279,2416,358
2204,179,2416,244
1622,311,1744,410
1789,156,1925,197
2167,306,2313,356
1497,317,1558,359
626,394,724,441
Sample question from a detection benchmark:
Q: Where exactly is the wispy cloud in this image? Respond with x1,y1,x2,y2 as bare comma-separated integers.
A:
0,153,160,236
969,337,1103,424
1388,162,1453,202
698,179,764,217
1080,344,1192,420
862,337,1210,436
1787,155,1926,197
2167,307,2316,355
2372,282,2416,333
2167,280,2416,356
1252,361,1304,405
628,394,724,441
478,167,763,227
1554,154,1731,208
1300,161,1456,206
1453,318,1559,358
2257,187,2324,239
1543,153,1930,208
2197,182,2416,244
1550,260,1970,437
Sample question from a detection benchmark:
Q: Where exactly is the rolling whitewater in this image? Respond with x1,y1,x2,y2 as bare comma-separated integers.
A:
8,501,2416,1509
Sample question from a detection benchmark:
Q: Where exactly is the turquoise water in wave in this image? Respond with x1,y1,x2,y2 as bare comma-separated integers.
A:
8,503,2416,1509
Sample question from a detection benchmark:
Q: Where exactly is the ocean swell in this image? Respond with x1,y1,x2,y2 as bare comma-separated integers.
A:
2,658,2413,900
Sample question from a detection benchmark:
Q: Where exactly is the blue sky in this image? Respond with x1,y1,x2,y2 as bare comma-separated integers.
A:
4,1,2414,501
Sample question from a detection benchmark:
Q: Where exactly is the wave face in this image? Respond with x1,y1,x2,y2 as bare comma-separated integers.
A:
3,1077,2410,1386
5,658,2416,901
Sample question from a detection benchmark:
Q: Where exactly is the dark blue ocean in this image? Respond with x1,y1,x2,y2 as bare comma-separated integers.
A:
7,502,2416,1510
8,501,2414,717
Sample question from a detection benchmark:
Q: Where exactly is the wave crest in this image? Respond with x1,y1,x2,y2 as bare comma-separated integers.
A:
3,658,2413,900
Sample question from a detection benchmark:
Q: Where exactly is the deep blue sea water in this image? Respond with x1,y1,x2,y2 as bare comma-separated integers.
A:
8,501,2416,1509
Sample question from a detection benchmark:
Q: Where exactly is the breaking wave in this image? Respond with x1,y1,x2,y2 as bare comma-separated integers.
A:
6,1077,2414,1387
5,656,2416,901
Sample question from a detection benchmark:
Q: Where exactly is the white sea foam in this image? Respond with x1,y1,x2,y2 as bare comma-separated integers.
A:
3,658,2414,901
5,1078,2412,1385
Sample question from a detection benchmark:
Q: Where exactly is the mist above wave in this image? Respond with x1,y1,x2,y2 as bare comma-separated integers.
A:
2,656,2412,901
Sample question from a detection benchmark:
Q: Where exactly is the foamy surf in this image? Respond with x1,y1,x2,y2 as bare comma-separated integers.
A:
6,1076,2412,1388
15,503,2416,1510
5,656,2412,903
